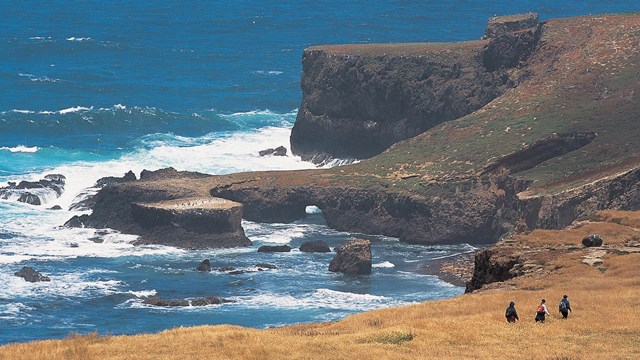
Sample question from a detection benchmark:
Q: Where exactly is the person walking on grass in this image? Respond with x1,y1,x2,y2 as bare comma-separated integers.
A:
505,301,519,323
559,295,572,319
535,299,550,322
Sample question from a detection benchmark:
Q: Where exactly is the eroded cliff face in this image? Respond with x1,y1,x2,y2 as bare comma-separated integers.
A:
291,13,541,163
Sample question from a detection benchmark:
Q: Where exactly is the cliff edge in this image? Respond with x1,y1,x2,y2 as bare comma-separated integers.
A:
291,13,541,163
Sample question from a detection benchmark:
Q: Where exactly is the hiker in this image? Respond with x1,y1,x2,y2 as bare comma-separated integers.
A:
535,299,550,322
505,301,519,323
559,295,572,319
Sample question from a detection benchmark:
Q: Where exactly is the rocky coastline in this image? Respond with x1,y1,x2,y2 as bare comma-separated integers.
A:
60,13,640,266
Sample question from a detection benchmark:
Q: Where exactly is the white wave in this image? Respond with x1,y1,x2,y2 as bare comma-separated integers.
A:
243,221,306,244
18,73,60,83
233,288,408,312
66,37,91,41
58,106,92,114
10,109,35,114
254,70,283,75
127,289,157,298
0,270,123,299
373,261,395,268
0,145,39,153
0,302,32,319
305,205,322,214
222,108,296,118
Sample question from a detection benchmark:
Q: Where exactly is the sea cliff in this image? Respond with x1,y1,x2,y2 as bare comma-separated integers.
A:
67,13,640,248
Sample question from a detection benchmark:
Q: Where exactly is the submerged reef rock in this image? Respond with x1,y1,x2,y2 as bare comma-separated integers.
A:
290,14,540,163
14,266,51,282
142,296,233,307
329,239,372,275
257,245,292,253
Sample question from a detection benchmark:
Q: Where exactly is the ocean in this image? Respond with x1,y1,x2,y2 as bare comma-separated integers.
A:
1,0,638,345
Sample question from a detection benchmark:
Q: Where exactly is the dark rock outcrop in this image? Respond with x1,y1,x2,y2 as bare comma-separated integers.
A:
257,245,292,253
18,192,41,205
96,170,137,187
259,146,287,157
465,249,523,293
290,14,541,163
299,240,331,253
64,169,251,249
481,13,541,72
329,239,372,275
15,266,51,282
196,259,212,272
582,234,604,247
142,296,233,307
130,197,251,249
0,174,66,205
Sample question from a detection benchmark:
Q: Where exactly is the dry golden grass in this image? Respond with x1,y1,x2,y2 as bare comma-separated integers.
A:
2,212,639,360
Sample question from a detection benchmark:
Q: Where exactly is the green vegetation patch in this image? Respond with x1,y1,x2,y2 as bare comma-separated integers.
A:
359,330,414,345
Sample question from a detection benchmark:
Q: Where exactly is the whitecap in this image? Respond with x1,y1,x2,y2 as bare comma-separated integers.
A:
10,109,35,114
254,70,283,75
0,145,39,153
58,106,92,114
305,205,322,214
66,37,92,42
127,289,157,298
373,261,395,268
232,288,408,312
0,302,32,319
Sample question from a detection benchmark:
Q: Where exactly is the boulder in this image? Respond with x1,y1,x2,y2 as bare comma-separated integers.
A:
142,296,233,307
196,259,212,272
14,266,51,282
465,249,523,292
17,192,41,205
257,245,292,253
258,146,288,157
49,205,63,210
582,234,604,247
299,240,331,253
328,239,372,275
64,214,90,228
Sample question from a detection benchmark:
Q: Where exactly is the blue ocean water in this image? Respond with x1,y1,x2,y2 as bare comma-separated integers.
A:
1,0,639,345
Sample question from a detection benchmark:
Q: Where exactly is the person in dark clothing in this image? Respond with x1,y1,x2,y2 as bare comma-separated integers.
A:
559,295,572,319
505,301,519,323
535,299,550,322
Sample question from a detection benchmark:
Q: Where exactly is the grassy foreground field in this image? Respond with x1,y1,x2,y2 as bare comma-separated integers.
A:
1,210,638,359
